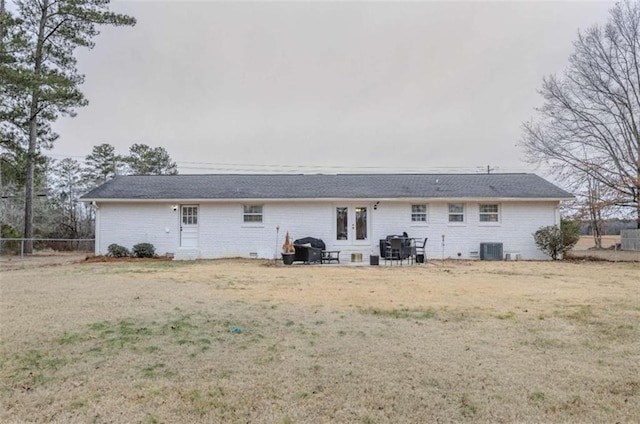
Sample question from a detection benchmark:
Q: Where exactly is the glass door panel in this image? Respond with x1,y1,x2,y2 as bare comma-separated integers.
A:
355,207,367,240
335,205,369,244
336,207,348,240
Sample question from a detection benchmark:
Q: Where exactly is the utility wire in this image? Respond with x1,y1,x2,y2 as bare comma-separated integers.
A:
45,153,544,174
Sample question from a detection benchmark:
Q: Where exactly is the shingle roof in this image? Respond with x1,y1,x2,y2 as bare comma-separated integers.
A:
81,173,572,200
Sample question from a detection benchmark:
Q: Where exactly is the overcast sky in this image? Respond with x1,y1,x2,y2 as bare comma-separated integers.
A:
49,0,614,174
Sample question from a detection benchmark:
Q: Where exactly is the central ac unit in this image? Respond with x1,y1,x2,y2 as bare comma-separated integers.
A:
480,243,503,260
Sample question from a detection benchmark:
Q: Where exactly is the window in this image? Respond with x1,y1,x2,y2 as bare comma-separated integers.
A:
411,204,427,222
448,204,465,223
243,205,263,223
479,204,499,222
182,206,198,225
355,207,367,240
336,207,348,240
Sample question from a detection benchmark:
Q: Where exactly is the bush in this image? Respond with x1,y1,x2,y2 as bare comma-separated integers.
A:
1,224,22,254
561,219,581,248
533,219,580,260
132,243,156,258
107,243,130,258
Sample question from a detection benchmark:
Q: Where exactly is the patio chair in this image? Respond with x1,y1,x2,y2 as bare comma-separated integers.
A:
385,237,405,266
414,237,427,263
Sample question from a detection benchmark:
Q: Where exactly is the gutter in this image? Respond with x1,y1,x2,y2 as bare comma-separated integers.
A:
81,196,575,203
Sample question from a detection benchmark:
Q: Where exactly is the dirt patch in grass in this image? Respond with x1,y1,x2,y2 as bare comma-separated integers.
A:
1,259,638,423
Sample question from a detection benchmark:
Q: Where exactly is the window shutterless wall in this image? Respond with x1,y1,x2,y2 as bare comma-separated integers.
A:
198,202,334,259
370,201,560,260
96,203,180,256
93,200,562,260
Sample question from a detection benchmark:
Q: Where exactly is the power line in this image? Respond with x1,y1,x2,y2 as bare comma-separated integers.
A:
45,153,542,174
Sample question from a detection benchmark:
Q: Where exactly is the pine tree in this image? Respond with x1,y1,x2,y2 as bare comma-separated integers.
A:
125,144,178,175
7,0,135,253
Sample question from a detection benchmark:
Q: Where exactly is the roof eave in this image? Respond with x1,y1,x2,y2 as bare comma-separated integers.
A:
82,196,574,203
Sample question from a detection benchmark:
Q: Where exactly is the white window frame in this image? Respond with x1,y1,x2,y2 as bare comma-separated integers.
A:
448,203,465,224
242,205,264,224
182,206,198,225
479,203,500,223
411,204,428,224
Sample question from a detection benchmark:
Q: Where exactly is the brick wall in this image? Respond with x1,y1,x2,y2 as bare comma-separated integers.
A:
96,199,560,260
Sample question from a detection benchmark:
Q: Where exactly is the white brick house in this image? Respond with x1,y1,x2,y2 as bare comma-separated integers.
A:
81,173,572,261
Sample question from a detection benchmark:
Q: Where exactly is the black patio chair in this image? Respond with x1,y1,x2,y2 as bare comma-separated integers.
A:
414,237,428,263
385,237,405,266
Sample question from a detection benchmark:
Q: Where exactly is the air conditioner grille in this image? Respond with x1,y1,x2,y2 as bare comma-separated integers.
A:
480,243,503,260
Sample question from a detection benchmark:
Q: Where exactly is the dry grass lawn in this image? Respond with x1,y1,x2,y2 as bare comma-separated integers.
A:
1,258,639,423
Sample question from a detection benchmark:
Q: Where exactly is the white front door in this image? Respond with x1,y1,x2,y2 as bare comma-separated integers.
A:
335,205,369,245
180,205,199,248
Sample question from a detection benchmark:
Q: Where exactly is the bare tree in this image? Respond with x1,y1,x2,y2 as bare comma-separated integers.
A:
584,178,606,248
563,172,619,248
521,0,640,228
51,158,86,238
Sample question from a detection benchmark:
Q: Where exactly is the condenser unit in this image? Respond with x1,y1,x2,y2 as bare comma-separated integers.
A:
480,243,503,260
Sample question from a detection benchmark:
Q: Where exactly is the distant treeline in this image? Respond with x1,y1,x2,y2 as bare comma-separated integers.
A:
579,219,637,236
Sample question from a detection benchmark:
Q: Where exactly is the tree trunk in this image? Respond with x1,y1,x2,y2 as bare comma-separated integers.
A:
585,178,602,248
0,0,6,44
23,0,48,254
23,157,33,252
23,100,39,253
593,204,603,249
592,224,602,249
637,170,640,230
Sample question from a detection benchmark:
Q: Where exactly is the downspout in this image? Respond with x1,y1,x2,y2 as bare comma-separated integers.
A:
92,202,101,255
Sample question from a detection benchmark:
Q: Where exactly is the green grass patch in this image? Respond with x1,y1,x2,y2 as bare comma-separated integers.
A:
563,304,595,323
182,387,228,416
68,399,87,410
529,390,546,402
359,307,437,320
57,331,89,345
496,311,515,320
141,415,160,424
141,362,175,378
459,394,478,417
165,314,197,333
2,311,249,394
526,337,567,350
88,321,110,331
7,349,67,389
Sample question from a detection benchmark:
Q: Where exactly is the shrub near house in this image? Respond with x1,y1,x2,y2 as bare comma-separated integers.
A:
107,244,130,258
132,243,156,258
107,243,156,258
533,219,580,260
